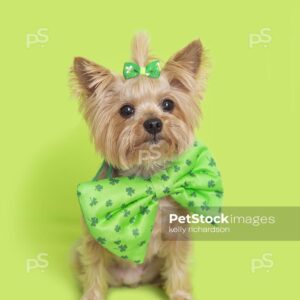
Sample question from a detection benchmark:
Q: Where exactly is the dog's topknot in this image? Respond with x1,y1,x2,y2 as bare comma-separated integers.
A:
131,32,150,67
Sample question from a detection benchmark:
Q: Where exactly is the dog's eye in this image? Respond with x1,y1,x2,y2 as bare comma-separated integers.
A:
120,104,135,118
161,99,175,112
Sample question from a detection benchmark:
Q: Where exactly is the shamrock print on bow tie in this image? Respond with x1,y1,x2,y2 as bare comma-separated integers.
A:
77,140,223,264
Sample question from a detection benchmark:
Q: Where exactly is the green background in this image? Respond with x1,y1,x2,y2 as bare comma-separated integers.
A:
1,0,299,299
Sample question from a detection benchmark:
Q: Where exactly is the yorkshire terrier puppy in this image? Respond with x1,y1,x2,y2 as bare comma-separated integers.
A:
71,32,207,300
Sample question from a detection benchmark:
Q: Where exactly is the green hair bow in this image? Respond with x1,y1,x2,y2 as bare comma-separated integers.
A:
123,60,161,79
77,141,223,264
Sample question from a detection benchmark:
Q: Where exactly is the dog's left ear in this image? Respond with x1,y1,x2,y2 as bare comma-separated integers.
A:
163,39,205,94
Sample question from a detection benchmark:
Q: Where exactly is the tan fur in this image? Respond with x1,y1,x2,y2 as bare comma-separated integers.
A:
131,32,151,67
71,33,207,300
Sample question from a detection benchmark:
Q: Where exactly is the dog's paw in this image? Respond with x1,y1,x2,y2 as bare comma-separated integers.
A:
81,289,104,300
170,290,193,300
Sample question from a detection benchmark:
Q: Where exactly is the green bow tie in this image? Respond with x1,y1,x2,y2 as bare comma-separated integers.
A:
123,60,161,79
77,141,223,264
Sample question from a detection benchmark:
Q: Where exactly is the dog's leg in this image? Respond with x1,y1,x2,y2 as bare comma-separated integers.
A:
76,231,109,300
161,241,193,300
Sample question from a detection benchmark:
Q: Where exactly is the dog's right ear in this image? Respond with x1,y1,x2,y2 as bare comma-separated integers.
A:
72,57,115,98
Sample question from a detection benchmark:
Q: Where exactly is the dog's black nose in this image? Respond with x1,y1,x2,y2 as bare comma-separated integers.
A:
143,118,163,134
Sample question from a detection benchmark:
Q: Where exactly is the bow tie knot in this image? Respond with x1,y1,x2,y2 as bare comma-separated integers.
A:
149,170,174,199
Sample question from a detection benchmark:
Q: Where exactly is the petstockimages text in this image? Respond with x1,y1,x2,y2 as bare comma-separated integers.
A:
169,213,276,227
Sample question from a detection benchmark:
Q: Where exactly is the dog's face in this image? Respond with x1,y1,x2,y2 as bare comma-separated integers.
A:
72,33,206,170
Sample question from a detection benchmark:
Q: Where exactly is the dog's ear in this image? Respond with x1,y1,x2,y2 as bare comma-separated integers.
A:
163,39,205,93
72,57,115,98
